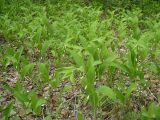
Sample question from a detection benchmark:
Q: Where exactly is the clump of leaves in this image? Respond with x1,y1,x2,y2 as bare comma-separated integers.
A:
3,81,45,115
0,103,13,120
141,99,160,120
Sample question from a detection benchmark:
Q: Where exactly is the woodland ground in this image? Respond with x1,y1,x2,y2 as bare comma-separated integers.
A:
0,0,160,120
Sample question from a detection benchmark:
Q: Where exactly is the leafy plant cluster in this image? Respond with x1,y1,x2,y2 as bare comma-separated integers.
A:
0,0,160,119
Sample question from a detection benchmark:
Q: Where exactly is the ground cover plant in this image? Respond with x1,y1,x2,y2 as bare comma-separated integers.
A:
0,0,160,119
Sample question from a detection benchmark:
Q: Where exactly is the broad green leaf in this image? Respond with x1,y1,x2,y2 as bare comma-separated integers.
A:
103,54,118,67
13,82,28,103
93,60,102,66
28,91,45,115
79,36,88,48
114,63,129,73
44,115,52,120
125,82,137,99
114,89,125,103
89,93,98,114
86,56,95,83
14,91,28,103
88,21,97,39
129,48,137,68
2,103,13,120
5,47,14,56
35,98,45,110
41,40,52,55
13,116,21,120
96,86,116,101
33,27,42,43
14,81,23,92
39,63,49,81
87,45,98,60
21,63,34,78
70,50,83,68
28,91,37,110
77,111,83,120
14,47,23,63
33,100,45,114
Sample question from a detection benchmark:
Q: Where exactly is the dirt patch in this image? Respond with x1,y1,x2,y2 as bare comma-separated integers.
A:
0,36,6,45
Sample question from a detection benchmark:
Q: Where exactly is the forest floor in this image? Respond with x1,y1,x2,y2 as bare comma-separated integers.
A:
0,0,160,120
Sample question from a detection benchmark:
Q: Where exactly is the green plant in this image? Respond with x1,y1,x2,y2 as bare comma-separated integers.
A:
20,63,34,79
141,100,160,120
77,111,83,120
5,47,24,70
38,63,49,81
0,103,13,120
97,82,138,103
0,0,160,119
3,81,45,115
96,82,139,119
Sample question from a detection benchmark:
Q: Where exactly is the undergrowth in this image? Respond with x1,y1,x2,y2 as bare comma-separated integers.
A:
0,0,160,119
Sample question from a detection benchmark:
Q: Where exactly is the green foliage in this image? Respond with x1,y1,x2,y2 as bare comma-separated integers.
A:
0,103,13,120
97,86,116,101
77,111,83,120
21,63,34,78
3,82,45,115
0,0,159,119
4,47,24,70
44,115,52,120
141,101,160,120
39,63,49,81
